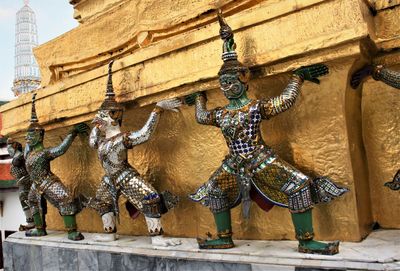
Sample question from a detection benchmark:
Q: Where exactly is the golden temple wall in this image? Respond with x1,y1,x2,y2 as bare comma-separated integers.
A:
1,0,399,241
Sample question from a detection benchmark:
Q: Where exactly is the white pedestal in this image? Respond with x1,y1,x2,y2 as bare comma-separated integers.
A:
3,230,400,271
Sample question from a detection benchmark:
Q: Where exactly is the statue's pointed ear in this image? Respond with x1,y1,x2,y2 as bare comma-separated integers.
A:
109,110,122,120
238,71,250,83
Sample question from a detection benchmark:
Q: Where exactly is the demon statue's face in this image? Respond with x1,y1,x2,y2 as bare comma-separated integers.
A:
26,129,44,148
219,73,247,100
93,110,122,132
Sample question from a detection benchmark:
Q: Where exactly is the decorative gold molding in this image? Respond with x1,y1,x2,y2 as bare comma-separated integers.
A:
37,0,327,87
70,0,128,22
44,0,261,83
372,5,400,50
2,0,371,137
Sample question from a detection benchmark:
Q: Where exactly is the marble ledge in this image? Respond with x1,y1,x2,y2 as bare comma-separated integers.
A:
3,229,400,271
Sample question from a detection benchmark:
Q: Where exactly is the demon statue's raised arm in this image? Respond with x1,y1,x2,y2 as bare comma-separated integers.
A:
186,11,348,255
351,64,400,90
351,64,400,191
24,93,89,241
87,60,181,247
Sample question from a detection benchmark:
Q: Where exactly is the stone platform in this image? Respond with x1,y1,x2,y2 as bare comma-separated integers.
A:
3,230,400,271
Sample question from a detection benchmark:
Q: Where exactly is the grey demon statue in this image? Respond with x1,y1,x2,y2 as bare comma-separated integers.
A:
7,138,35,231
24,93,89,240
186,11,349,255
88,60,181,246
351,64,400,191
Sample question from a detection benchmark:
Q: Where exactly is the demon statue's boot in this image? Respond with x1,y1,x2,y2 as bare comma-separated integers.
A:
292,209,339,255
6,139,35,231
25,212,47,237
351,64,400,191
197,210,234,249
63,215,84,241
19,210,35,231
93,212,117,242
87,60,181,247
24,93,89,241
187,11,348,255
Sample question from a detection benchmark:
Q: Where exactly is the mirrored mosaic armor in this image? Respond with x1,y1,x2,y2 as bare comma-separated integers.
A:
26,133,82,215
87,61,180,246
7,139,35,230
187,10,348,255
88,113,170,220
372,65,400,90
24,94,87,241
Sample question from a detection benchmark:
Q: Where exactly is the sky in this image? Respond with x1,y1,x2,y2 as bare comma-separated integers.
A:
0,0,78,101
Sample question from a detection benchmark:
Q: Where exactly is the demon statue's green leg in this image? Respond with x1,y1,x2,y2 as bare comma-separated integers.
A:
63,215,84,241
193,185,234,249
18,179,36,231
292,210,339,255
18,184,35,231
288,182,345,255
197,209,234,249
26,186,47,237
25,212,47,237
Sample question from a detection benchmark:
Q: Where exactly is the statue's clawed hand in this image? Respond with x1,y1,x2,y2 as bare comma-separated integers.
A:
6,137,14,145
156,98,182,112
72,123,90,135
294,64,329,84
350,64,374,89
183,92,205,106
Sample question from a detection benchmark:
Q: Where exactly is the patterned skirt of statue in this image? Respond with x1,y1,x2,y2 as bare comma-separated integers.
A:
189,148,348,214
88,167,179,220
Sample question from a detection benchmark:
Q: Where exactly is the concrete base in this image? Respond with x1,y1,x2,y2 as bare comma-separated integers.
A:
3,230,400,271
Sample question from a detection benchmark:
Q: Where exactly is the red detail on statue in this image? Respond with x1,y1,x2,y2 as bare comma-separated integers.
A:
250,188,274,212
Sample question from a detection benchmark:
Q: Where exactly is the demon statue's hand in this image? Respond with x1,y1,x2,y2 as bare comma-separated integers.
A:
184,92,205,106
6,137,22,152
6,137,17,157
350,64,374,89
71,123,90,135
294,64,329,84
6,137,14,145
384,170,400,191
156,98,182,112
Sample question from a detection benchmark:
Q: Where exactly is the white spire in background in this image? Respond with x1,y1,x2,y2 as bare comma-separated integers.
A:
12,0,41,97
